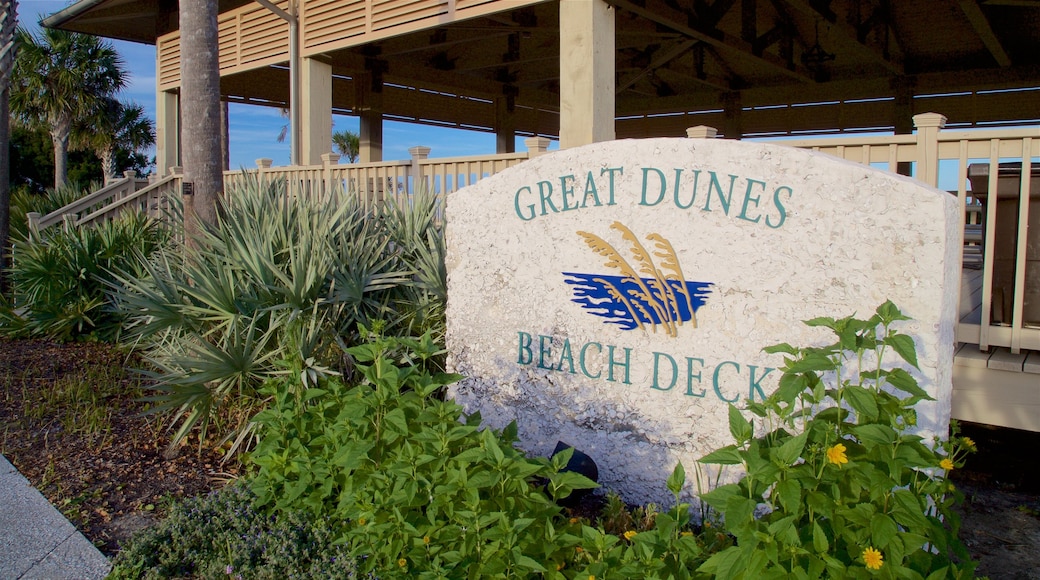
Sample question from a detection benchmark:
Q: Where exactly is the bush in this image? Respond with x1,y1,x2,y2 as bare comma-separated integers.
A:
115,176,446,453
108,483,357,579
1,212,167,341
698,302,977,578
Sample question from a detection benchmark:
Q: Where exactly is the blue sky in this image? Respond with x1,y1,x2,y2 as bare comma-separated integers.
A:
26,1,537,171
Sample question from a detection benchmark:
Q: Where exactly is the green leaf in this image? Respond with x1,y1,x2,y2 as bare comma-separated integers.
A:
885,333,919,369
812,521,829,553
852,424,897,446
843,385,879,422
729,405,753,444
775,431,808,466
786,354,836,374
763,342,798,355
700,445,743,465
876,300,910,324
667,462,686,495
884,368,932,400
870,513,898,548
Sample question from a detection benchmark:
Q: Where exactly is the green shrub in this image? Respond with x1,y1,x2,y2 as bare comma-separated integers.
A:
115,176,447,452
2,212,167,341
697,301,976,579
245,329,729,578
8,182,93,241
108,483,357,579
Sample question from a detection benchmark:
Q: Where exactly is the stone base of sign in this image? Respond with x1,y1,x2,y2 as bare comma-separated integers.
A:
446,138,960,506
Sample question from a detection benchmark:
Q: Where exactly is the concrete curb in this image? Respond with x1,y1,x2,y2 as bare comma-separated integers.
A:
0,455,111,580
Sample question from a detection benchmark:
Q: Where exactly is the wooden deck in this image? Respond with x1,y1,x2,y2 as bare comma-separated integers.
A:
954,267,1040,433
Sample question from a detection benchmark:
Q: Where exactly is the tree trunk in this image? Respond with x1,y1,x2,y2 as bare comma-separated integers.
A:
0,0,14,294
179,0,224,240
100,146,115,183
0,88,10,294
49,117,70,189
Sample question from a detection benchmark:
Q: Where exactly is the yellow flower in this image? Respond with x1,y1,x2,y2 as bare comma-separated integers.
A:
589,576,596,580
940,458,955,471
358,518,366,525
569,517,579,524
398,558,407,567
680,531,693,537
827,443,849,466
962,437,977,451
623,530,637,540
862,546,883,570
423,536,430,545
704,521,711,528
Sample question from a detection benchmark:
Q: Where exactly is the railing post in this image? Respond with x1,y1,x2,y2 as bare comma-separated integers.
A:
913,113,946,188
409,146,431,195
26,212,41,240
321,153,340,199
524,137,551,158
686,125,719,139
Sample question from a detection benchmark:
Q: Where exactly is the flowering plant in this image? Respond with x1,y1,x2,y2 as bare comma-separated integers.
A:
698,301,976,578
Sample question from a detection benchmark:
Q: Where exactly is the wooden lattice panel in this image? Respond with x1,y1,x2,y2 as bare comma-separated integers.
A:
303,0,367,49
156,32,181,89
238,2,289,66
371,0,448,32
217,14,239,70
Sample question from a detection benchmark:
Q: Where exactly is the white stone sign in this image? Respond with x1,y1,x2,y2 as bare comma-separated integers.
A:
445,137,959,505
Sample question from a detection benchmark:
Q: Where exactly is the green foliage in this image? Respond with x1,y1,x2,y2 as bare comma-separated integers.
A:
247,330,581,577
115,176,447,453
698,301,977,579
1,212,167,341
245,331,730,578
8,125,107,195
108,483,357,579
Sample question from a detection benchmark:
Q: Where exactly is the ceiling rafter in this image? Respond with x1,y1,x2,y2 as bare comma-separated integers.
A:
957,0,1012,67
779,0,905,74
617,39,702,93
609,0,817,82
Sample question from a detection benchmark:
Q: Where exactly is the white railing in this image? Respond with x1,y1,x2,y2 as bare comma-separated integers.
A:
27,171,181,236
753,114,1040,354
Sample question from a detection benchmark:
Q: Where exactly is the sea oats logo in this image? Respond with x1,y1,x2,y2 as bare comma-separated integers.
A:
563,221,713,337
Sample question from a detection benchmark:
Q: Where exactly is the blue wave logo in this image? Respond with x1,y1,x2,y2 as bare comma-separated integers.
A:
564,221,713,337
564,273,713,332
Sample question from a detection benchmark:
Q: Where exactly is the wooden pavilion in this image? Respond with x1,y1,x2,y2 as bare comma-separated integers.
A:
42,0,1040,430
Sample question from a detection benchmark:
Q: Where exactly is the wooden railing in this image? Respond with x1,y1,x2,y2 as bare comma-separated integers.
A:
753,113,1040,354
27,171,181,236
222,137,553,209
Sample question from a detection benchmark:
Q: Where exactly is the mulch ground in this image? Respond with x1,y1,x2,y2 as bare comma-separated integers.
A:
1,337,1038,574
0,339,231,556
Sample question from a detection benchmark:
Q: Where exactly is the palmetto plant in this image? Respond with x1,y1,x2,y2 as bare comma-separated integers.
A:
116,176,447,455
2,211,167,341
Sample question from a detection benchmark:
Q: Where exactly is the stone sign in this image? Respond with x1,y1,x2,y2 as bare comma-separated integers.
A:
445,137,959,505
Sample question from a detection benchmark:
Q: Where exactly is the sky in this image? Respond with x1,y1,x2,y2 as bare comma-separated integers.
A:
24,0,539,172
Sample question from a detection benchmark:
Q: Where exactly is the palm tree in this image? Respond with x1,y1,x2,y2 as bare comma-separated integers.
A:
75,98,154,183
179,0,223,237
332,129,360,163
10,27,125,189
0,0,16,294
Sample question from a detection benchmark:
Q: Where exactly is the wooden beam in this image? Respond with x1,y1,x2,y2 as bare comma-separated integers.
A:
617,39,700,93
609,0,817,83
777,0,904,74
958,0,1012,67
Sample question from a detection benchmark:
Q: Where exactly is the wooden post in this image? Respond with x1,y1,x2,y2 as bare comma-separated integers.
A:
525,137,551,157
321,153,340,200
686,126,719,139
913,113,946,188
409,146,431,195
